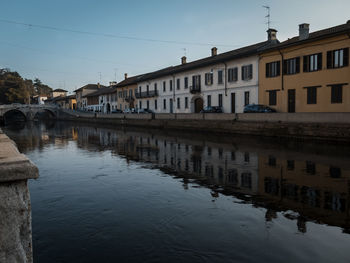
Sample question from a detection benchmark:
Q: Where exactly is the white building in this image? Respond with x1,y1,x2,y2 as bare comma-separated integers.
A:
135,36,275,113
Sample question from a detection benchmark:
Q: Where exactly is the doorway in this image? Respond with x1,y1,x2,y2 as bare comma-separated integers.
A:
194,98,203,113
231,93,236,113
288,89,296,113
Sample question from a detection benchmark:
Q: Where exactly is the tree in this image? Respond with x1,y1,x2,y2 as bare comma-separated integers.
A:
0,68,52,104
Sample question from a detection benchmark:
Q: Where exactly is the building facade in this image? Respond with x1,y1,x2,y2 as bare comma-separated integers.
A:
259,21,350,112
74,84,105,110
135,43,268,113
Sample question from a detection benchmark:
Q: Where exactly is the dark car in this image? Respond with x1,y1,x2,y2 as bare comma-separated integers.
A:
243,104,276,113
111,109,123,114
200,106,223,113
136,108,154,114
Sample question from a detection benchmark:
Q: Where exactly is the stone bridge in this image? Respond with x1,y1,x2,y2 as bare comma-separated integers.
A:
0,104,59,124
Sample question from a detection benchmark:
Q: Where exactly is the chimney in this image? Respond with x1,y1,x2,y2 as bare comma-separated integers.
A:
181,56,187,65
211,47,217,56
299,23,310,40
124,73,128,80
267,29,278,41
97,82,101,89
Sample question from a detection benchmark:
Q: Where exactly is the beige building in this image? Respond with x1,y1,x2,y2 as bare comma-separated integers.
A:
259,21,350,112
51,89,68,98
74,84,106,110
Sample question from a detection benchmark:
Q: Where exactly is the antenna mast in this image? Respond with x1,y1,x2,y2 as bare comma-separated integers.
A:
263,5,271,30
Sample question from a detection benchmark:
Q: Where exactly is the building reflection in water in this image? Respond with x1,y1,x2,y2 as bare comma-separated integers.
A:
4,121,350,235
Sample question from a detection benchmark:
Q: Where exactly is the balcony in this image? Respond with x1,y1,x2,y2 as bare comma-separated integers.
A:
125,96,134,102
190,86,201,94
135,90,159,99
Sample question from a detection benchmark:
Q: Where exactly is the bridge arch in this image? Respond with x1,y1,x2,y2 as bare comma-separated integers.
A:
3,109,27,124
32,108,57,120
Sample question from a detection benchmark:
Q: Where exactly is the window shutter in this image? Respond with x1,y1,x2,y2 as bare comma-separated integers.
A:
241,66,244,80
317,53,323,70
344,48,349,67
327,51,332,69
266,63,269,77
296,57,300,73
249,65,253,79
234,68,238,81
277,61,280,76
303,56,308,72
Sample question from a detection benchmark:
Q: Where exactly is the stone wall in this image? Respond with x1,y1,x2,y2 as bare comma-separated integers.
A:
0,129,39,263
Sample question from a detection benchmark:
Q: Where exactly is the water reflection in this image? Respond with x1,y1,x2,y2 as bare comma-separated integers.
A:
5,121,350,235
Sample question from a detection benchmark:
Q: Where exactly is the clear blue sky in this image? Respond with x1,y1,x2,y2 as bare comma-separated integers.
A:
1,0,349,93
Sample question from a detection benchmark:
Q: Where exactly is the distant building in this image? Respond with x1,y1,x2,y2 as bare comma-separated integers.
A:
51,89,68,98
74,84,106,110
45,94,76,110
32,95,48,105
84,87,116,113
115,73,143,111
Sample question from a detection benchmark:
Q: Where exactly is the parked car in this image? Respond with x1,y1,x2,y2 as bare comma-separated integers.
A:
123,108,135,114
111,109,123,114
200,106,223,113
136,108,154,114
243,104,276,113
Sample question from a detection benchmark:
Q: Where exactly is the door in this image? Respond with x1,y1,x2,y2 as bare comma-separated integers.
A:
194,98,203,113
288,89,296,113
231,93,236,113
170,99,173,113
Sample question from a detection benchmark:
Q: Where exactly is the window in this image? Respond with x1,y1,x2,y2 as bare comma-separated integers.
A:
154,83,157,91
329,166,341,178
155,99,158,110
218,94,223,107
163,99,166,109
283,57,300,75
170,80,173,91
177,98,180,109
242,64,253,80
184,77,188,89
192,75,201,89
268,156,276,166
268,90,277,105
331,85,343,103
306,161,316,175
244,91,249,106
139,101,142,108
207,95,211,107
185,97,188,108
244,152,250,163
327,48,349,69
303,53,322,72
228,67,238,82
147,100,149,109
287,160,294,171
205,72,213,85
306,86,318,104
177,78,180,90
266,61,280,77
218,70,223,84
163,81,166,92
146,85,149,94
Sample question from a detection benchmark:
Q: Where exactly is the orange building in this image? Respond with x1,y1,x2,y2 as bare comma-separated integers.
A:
259,21,350,112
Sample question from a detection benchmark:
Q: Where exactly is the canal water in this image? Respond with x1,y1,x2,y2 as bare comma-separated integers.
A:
3,121,350,263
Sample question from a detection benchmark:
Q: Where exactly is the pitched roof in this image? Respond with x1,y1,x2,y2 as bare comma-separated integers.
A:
115,74,145,88
261,21,350,52
53,88,68,92
74,84,107,92
120,40,274,83
83,87,116,98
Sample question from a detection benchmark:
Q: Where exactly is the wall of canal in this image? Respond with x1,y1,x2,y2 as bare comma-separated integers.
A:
58,110,350,143
0,129,38,263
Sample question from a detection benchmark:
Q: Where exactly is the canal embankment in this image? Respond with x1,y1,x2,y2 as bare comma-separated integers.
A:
0,129,38,263
58,110,350,143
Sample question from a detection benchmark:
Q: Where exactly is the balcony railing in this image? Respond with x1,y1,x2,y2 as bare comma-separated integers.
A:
125,96,134,102
135,90,159,99
190,86,201,94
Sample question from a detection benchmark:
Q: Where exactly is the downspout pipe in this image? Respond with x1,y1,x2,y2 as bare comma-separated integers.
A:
278,49,284,90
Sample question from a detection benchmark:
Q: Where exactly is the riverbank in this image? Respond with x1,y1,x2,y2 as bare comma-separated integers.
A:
58,110,350,143
0,129,38,263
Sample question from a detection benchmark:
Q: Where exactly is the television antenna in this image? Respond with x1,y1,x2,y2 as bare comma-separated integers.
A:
263,5,271,30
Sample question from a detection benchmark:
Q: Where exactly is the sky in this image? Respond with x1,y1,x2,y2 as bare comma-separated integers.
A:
1,0,349,93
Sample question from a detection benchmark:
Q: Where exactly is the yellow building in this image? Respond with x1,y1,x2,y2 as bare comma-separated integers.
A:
115,73,143,111
259,21,350,112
